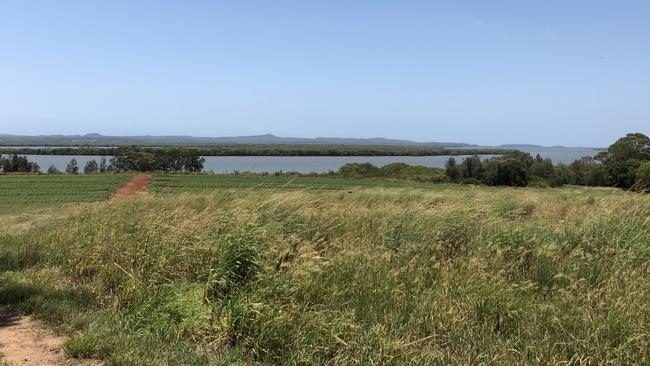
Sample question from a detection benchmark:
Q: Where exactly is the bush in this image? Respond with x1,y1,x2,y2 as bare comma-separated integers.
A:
47,165,62,174
337,163,381,177
636,161,650,192
482,158,528,187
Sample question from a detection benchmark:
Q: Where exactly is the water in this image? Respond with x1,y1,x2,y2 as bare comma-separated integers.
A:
200,155,498,173
504,146,603,164
8,146,602,173
18,155,495,174
22,155,110,172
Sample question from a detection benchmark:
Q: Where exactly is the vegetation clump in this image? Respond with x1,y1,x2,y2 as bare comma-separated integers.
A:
0,154,40,173
1,185,649,364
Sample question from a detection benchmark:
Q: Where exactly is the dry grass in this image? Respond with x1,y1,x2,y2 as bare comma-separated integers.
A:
1,184,649,364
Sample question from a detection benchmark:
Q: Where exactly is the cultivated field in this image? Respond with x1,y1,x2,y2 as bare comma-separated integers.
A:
1,175,649,365
0,174,131,204
151,174,435,192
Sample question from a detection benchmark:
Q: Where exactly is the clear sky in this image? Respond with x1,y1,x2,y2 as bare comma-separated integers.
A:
1,1,648,146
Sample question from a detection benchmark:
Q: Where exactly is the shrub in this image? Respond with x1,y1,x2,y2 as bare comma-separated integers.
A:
636,161,650,192
482,158,528,187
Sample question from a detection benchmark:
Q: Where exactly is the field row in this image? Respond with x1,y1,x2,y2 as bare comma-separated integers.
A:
151,174,436,192
0,174,130,203
1,174,443,204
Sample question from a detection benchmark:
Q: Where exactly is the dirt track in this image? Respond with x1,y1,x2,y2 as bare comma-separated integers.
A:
110,174,152,201
0,306,66,365
0,175,151,365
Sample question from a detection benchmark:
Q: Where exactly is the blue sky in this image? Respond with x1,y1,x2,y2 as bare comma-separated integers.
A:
1,1,648,146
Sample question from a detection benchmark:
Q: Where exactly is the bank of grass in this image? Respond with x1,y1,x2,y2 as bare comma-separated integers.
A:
1,185,649,364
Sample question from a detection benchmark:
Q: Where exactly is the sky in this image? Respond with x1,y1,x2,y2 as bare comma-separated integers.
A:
1,1,649,146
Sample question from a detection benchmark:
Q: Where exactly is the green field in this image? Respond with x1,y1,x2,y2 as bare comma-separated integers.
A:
1,175,650,365
0,174,130,203
152,174,437,192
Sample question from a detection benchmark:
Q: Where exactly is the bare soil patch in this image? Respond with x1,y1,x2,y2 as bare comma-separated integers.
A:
0,306,65,365
110,174,152,202
0,306,101,366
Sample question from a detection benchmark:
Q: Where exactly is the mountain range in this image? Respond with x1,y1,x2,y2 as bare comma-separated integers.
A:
0,133,477,147
0,133,601,149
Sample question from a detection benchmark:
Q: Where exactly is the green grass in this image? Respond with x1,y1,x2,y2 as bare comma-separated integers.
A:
0,174,131,203
152,174,443,192
0,179,649,364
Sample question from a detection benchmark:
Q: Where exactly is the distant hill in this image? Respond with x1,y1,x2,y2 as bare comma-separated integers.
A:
0,133,476,147
497,144,604,150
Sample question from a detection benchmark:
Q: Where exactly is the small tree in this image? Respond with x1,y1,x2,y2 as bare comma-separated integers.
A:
99,157,108,172
445,158,462,183
84,159,99,174
47,165,61,174
65,158,79,174
461,155,482,180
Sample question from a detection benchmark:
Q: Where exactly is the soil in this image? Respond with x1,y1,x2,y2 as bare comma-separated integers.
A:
110,174,152,202
0,306,66,365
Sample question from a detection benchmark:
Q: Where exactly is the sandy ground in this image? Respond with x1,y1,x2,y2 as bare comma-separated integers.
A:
0,306,67,365
110,174,152,202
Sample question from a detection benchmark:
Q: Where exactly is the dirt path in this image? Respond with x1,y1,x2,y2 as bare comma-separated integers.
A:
0,306,66,365
110,174,152,202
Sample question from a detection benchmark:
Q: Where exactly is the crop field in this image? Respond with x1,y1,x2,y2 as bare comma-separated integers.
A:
1,176,650,365
0,174,130,204
152,174,437,192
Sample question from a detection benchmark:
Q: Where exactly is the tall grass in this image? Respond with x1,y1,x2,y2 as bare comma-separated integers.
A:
0,186,649,364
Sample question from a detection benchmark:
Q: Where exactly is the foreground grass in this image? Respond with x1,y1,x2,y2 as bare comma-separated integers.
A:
1,185,649,364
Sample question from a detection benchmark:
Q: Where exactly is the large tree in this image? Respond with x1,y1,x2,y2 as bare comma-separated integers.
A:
596,133,650,188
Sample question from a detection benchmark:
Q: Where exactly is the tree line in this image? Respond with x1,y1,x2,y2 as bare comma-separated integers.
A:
2,133,649,192
444,132,650,191
2,146,205,174
0,154,41,173
0,145,511,157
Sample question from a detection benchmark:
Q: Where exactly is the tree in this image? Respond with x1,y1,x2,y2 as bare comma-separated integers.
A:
566,157,609,186
530,157,555,179
65,158,79,174
110,146,157,172
461,155,482,180
0,154,40,173
636,161,650,192
84,159,99,174
596,133,650,188
445,158,462,183
47,165,61,174
99,157,108,172
482,158,528,187
596,133,650,164
503,150,535,169
110,145,204,172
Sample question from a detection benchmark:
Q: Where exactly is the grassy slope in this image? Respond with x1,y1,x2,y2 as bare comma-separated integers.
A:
1,183,649,364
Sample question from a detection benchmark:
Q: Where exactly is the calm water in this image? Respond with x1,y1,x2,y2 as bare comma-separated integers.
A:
200,155,499,173
501,146,603,164
22,155,497,173
15,146,602,174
